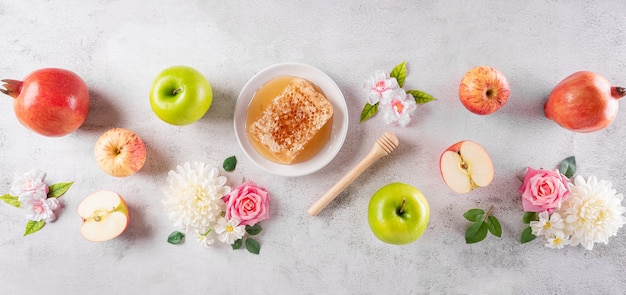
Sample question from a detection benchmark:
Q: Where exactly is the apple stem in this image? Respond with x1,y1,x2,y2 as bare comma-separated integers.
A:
398,198,406,215
172,87,183,95
612,87,626,99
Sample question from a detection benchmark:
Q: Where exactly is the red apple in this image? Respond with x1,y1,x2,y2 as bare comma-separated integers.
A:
440,140,494,194
544,71,625,133
77,190,130,242
459,66,510,115
0,68,90,137
94,128,146,177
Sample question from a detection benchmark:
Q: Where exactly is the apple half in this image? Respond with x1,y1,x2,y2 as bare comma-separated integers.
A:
77,190,130,242
94,128,147,177
439,140,494,194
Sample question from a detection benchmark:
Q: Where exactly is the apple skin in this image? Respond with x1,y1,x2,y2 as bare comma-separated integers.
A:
544,71,625,133
94,128,147,177
0,68,90,137
149,65,213,125
459,66,510,115
77,190,130,242
368,182,430,245
439,140,494,194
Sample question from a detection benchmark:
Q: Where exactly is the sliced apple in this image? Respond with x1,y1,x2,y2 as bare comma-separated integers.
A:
77,190,130,242
439,140,494,194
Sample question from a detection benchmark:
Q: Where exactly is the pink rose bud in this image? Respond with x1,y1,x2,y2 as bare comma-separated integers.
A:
222,181,270,226
519,167,571,213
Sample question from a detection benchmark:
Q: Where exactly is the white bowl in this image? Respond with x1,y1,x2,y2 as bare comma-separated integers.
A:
234,63,349,177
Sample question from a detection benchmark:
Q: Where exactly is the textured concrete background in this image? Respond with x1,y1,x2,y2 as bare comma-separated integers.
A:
1,1,626,294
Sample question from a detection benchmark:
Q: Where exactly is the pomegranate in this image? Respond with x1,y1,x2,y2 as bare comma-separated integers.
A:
1,68,90,137
544,71,625,133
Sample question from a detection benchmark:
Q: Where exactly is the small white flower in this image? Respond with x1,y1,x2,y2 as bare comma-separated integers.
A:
558,175,626,250
379,88,417,127
162,162,231,237
214,217,245,245
545,232,570,249
195,231,215,248
530,211,564,237
22,196,60,222
363,70,400,105
10,169,48,202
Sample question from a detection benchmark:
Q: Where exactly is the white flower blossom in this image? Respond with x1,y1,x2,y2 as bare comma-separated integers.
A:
162,162,231,238
195,231,215,248
214,217,245,245
557,175,626,250
530,211,564,238
545,232,570,249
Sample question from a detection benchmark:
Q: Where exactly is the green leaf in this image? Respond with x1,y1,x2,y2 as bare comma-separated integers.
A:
522,212,538,224
390,61,407,87
167,231,185,244
359,102,379,123
0,194,20,208
232,238,243,250
486,215,502,237
245,238,261,254
245,224,263,235
465,221,488,244
24,220,45,236
463,208,485,222
47,181,74,198
223,156,237,172
558,156,576,178
406,90,436,104
520,226,536,244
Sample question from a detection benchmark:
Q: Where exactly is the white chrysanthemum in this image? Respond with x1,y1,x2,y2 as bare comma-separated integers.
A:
162,162,231,236
530,211,564,237
558,175,626,250
214,217,245,245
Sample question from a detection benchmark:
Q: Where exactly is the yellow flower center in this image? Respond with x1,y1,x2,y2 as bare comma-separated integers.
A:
226,225,234,232
553,237,562,245
543,221,551,229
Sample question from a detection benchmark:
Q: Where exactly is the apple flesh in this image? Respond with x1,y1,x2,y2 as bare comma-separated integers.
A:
77,190,130,242
544,71,625,133
94,128,146,177
440,140,494,194
459,66,510,115
368,182,430,245
0,68,90,137
149,65,213,126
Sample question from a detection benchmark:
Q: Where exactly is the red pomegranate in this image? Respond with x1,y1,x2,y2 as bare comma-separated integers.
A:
1,68,90,137
544,71,625,133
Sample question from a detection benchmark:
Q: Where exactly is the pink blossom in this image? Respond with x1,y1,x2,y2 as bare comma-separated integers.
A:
222,181,270,226
379,88,417,127
10,169,49,202
363,70,400,105
22,196,60,222
520,167,571,213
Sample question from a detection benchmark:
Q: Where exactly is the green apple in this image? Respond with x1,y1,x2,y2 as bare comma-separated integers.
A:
368,182,430,245
149,65,213,125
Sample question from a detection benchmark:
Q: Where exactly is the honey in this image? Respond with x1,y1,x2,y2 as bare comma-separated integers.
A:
246,76,333,164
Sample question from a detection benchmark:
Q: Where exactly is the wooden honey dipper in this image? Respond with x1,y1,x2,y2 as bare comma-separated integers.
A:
308,132,399,216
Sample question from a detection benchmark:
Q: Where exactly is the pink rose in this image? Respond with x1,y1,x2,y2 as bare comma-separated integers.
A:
519,167,571,213
222,181,270,226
